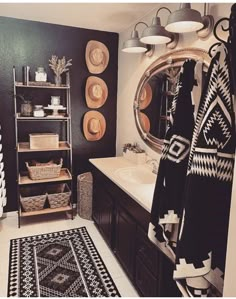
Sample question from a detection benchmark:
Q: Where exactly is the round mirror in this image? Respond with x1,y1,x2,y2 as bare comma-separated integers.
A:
134,48,211,153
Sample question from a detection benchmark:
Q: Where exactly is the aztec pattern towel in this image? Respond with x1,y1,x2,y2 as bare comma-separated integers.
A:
148,59,196,257
174,44,235,297
0,125,6,217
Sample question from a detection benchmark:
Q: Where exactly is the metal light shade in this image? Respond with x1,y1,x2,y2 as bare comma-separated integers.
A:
122,29,147,53
165,3,204,33
140,16,172,44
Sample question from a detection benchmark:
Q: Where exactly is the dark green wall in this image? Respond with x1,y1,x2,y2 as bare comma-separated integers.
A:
0,17,118,212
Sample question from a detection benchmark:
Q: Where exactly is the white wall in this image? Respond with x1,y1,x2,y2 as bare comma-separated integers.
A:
224,154,236,296
117,2,235,295
116,3,231,159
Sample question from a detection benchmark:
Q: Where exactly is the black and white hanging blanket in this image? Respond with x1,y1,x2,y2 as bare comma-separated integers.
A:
0,124,6,217
174,44,235,297
148,60,196,257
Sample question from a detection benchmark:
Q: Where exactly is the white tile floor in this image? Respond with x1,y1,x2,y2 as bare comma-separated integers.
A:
0,212,139,297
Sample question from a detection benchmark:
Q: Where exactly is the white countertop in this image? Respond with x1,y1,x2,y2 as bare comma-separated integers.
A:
89,156,157,213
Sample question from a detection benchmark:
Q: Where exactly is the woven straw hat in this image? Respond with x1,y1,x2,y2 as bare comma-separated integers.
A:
139,83,152,110
85,40,109,74
139,112,150,132
83,111,106,141
85,76,108,108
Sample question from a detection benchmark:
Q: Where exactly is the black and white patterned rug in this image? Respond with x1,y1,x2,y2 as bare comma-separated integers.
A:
8,227,120,297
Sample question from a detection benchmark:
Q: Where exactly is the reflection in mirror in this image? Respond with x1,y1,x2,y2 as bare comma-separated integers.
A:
139,111,151,133
134,48,211,153
139,68,180,139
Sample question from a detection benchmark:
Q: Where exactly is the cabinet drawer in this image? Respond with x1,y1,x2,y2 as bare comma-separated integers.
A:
135,255,158,297
136,226,159,277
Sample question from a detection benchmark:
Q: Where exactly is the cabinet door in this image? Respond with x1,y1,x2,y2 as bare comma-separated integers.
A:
136,227,160,277
115,206,136,279
99,188,113,247
136,256,158,297
93,183,113,247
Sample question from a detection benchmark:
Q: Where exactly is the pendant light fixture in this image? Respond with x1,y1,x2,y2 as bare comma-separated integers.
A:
197,3,214,39
140,7,173,44
122,22,149,53
165,3,204,33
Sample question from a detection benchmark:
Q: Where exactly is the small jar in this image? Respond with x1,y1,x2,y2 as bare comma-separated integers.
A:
35,67,47,82
33,105,45,117
51,96,60,106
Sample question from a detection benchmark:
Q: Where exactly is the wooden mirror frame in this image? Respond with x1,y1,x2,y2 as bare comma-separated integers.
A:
134,48,211,153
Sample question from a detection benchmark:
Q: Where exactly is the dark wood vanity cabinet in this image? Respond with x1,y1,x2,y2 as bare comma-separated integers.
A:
92,166,180,297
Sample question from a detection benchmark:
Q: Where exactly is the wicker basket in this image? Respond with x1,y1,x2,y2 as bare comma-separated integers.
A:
47,183,71,209
26,158,63,180
20,186,47,212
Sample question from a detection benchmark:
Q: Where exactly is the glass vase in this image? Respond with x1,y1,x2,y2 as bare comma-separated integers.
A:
54,75,62,86
21,102,33,117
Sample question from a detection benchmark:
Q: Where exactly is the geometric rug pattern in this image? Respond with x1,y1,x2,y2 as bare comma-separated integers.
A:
8,227,120,297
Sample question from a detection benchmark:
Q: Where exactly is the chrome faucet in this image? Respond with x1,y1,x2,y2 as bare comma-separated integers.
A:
146,159,159,174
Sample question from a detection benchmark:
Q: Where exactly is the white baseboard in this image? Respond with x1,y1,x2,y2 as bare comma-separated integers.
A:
3,210,18,218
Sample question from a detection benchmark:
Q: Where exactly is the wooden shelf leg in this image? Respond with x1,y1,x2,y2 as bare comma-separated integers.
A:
71,205,74,220
18,211,20,228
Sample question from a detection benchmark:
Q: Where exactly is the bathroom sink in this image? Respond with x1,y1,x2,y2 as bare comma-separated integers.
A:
114,166,156,185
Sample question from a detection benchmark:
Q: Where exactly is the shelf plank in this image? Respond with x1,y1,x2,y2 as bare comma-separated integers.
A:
15,82,70,89
18,141,71,152
16,114,70,121
20,205,72,217
19,168,72,185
